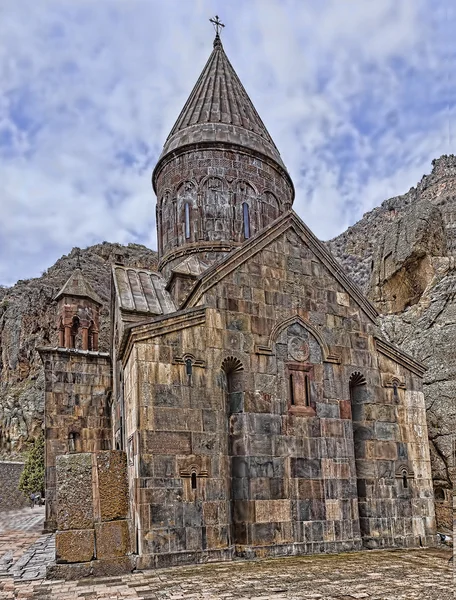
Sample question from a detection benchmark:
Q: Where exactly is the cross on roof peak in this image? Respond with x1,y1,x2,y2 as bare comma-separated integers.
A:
210,15,225,46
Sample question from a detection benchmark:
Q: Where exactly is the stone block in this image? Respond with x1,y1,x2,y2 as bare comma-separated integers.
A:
291,458,321,479
56,453,93,530
91,556,135,577
96,450,129,521
255,499,291,523
95,520,131,559
47,561,92,580
55,529,95,563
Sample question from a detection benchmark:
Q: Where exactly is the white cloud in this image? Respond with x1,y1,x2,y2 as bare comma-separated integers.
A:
0,0,452,285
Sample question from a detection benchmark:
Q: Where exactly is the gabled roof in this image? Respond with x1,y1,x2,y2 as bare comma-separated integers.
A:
112,265,176,315
182,210,379,323
54,269,103,305
155,35,288,175
171,255,209,277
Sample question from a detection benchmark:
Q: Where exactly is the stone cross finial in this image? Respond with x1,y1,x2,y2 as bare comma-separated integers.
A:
209,15,225,39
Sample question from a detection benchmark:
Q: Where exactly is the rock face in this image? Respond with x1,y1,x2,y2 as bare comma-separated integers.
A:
329,155,456,528
0,242,157,454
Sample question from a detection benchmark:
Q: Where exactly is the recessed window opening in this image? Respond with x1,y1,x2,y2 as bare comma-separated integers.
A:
185,358,193,377
402,471,408,488
243,202,250,238
304,374,310,407
289,374,295,405
191,472,197,490
184,202,191,239
393,382,398,397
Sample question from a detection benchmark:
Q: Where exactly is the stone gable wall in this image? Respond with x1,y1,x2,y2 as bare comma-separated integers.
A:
119,225,435,567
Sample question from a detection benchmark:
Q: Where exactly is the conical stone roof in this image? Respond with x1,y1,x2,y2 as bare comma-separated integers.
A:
157,35,287,172
54,269,103,305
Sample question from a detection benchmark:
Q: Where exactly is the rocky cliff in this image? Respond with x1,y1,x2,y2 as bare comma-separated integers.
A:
329,154,456,527
0,243,157,457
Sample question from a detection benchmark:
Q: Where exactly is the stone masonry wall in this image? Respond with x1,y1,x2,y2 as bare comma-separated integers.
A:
0,461,27,510
118,221,435,568
48,450,132,580
38,348,112,532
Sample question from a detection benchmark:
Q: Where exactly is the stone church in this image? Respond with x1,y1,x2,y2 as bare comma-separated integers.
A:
40,30,436,575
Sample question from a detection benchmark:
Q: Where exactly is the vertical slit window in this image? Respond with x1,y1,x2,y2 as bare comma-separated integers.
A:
185,202,191,239
243,202,250,239
402,472,408,488
191,472,197,490
304,375,310,407
289,374,295,406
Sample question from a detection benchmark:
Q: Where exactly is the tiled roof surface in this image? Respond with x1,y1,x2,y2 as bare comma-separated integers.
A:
113,266,176,315
55,269,103,305
159,37,287,170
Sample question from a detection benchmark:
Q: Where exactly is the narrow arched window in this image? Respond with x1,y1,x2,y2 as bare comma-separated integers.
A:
191,472,197,490
402,471,408,489
185,358,193,377
184,202,191,239
289,374,295,406
71,316,80,349
243,202,250,239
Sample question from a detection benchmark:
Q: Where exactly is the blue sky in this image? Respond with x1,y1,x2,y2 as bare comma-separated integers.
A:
0,0,454,286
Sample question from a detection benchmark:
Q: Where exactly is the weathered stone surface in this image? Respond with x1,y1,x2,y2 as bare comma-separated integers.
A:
369,200,446,314
91,556,135,577
55,529,95,563
56,453,93,530
96,451,128,522
46,561,92,580
94,520,130,560
0,461,27,510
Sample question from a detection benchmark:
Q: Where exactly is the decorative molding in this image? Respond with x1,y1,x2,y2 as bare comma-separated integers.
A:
375,337,426,377
255,314,341,365
381,373,406,389
179,466,209,478
288,336,310,362
158,241,238,272
349,371,367,387
395,464,415,479
152,140,295,199
173,353,206,368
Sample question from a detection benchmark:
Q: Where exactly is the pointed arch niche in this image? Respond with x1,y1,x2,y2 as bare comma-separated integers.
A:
349,370,369,539
221,356,245,548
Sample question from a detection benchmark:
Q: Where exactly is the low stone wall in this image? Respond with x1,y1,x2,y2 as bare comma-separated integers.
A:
0,461,27,511
47,450,133,579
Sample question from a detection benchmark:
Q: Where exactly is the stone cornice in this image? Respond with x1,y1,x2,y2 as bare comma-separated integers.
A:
182,210,379,324
119,305,207,366
158,241,237,272
37,346,110,359
152,141,295,200
374,337,427,377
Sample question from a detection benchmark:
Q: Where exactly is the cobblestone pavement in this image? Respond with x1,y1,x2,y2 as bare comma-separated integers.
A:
0,547,452,600
0,507,45,572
